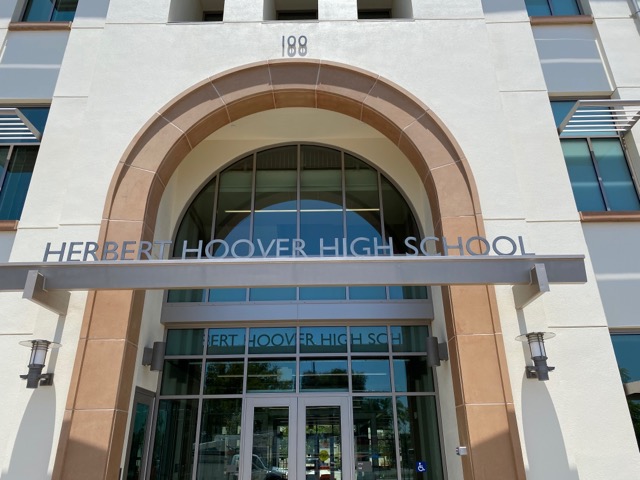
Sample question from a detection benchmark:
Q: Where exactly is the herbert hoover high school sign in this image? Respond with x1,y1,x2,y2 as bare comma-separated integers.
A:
41,235,534,262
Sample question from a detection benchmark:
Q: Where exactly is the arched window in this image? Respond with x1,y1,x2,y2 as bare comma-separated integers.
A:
168,144,426,303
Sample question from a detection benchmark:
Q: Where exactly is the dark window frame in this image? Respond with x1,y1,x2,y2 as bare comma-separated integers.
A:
358,9,392,19
276,10,318,21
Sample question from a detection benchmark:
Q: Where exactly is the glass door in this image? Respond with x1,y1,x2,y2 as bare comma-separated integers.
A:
242,397,353,480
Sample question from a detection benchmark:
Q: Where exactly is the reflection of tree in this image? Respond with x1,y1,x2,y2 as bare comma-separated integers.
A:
620,368,640,448
247,362,293,391
353,398,396,469
205,362,244,395
301,368,348,390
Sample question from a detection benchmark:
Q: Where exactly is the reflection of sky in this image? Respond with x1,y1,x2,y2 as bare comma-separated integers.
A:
611,335,640,382
351,359,391,392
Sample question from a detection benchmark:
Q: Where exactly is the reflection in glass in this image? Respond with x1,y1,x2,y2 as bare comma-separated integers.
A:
197,399,242,480
306,406,342,480
345,155,382,253
300,359,349,392
204,361,244,395
247,360,296,392
593,139,640,211
174,178,215,257
397,396,444,480
353,397,396,480
349,286,386,300
0,146,38,220
249,287,297,302
249,328,297,354
208,328,246,355
152,399,198,480
161,359,202,396
209,288,247,302
167,289,205,303
252,407,290,480
215,156,253,254
561,139,606,211
126,402,149,480
351,359,391,392
388,286,428,300
300,327,348,354
393,357,434,392
351,326,388,353
166,329,205,355
381,176,419,255
299,287,347,301
391,326,428,352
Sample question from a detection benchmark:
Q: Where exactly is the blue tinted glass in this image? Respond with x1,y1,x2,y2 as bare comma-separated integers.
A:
167,289,205,303
388,286,428,300
611,335,640,383
592,139,640,211
161,359,202,395
249,287,296,301
552,0,580,15
247,359,296,392
0,146,37,220
351,326,388,353
166,329,205,355
214,157,252,255
345,155,382,254
248,328,297,354
300,200,343,256
525,0,552,15
381,176,419,254
174,179,215,257
300,359,349,391
551,101,576,129
561,139,606,211
22,0,54,21
299,287,346,300
207,328,246,355
393,357,434,392
52,0,78,21
349,286,387,300
351,359,391,392
12,107,49,144
300,327,347,353
391,326,428,352
209,288,247,302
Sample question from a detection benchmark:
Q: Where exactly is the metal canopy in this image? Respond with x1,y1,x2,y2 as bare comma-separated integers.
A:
0,108,41,143
0,255,587,315
557,99,640,136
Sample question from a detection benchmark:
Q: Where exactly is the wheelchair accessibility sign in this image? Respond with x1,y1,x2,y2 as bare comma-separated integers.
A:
416,461,427,473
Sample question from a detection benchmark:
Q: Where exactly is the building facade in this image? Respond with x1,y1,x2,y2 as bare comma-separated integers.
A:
1,0,640,479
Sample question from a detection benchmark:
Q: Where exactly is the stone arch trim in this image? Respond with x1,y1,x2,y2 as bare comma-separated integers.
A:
53,60,525,480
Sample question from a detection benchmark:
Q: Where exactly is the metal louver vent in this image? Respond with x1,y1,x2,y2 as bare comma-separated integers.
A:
0,108,42,143
557,99,640,136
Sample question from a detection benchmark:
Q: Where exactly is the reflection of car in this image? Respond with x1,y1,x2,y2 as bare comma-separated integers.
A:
227,454,287,480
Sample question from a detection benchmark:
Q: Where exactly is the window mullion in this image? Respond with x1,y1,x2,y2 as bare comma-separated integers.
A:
620,135,640,204
587,137,612,211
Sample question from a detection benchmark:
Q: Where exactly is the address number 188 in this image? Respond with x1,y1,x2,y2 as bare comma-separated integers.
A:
282,35,308,57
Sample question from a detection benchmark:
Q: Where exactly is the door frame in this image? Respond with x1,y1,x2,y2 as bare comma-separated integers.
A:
242,395,354,480
122,387,155,480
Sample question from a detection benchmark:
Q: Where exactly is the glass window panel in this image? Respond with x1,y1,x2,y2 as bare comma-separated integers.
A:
561,139,606,211
299,287,347,300
611,334,640,384
22,0,54,21
214,156,252,255
524,0,552,16
174,178,215,258
300,359,349,391
345,155,382,253
300,327,348,354
391,326,428,352
0,146,37,220
306,406,342,480
300,147,343,256
208,288,247,302
152,399,198,480
393,357,434,392
252,407,290,478
388,286,428,300
352,397,396,480
592,139,640,211
397,396,444,480
17,107,49,143
167,289,205,303
249,287,297,301
551,101,576,128
126,402,150,480
247,359,296,392
207,328,246,355
203,361,244,395
52,0,78,21
248,328,297,354
552,0,580,15
381,176,419,254
351,359,391,392
197,399,242,480
161,359,202,395
0,147,8,170
166,329,205,355
349,286,387,300
351,326,389,353
254,147,297,255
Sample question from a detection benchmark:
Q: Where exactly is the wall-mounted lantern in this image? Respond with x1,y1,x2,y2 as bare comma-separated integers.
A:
516,332,555,381
426,336,449,367
142,341,166,371
19,339,61,388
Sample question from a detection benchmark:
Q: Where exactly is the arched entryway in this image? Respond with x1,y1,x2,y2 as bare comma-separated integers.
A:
52,60,525,480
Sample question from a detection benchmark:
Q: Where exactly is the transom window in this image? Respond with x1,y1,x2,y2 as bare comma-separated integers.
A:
169,144,427,303
21,0,78,22
525,0,582,16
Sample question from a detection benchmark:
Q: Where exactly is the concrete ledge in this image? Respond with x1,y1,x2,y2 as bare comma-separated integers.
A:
530,15,594,26
8,21,72,31
0,220,18,231
580,211,640,222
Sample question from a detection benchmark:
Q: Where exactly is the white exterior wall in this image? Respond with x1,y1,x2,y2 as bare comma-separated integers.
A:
1,0,640,478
